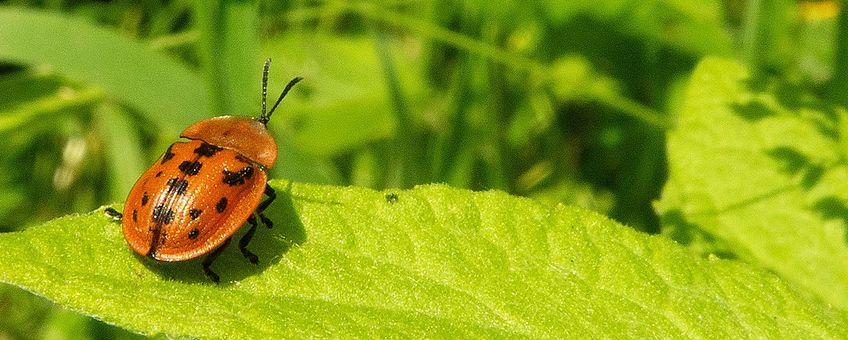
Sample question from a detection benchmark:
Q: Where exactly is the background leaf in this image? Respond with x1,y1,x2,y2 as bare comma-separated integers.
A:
0,7,207,131
0,182,844,337
656,57,848,309
262,33,398,157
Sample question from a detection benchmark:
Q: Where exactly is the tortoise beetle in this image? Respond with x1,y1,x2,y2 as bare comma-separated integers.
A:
105,59,301,283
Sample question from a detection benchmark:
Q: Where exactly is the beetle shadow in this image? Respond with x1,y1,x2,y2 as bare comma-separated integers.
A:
138,182,307,284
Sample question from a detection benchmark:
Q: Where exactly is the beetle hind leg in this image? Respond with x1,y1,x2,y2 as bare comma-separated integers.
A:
202,238,231,283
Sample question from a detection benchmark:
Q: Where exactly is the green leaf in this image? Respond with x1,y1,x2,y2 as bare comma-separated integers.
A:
0,7,208,131
263,33,397,157
0,182,845,337
656,57,848,309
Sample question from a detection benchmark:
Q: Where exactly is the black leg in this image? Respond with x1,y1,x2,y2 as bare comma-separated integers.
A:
239,215,260,264
104,207,123,221
259,214,273,229
256,184,276,229
230,184,275,269
202,238,231,283
257,184,276,212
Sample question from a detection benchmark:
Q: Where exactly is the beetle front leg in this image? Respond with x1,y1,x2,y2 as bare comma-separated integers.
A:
239,215,260,264
104,207,123,221
256,184,275,228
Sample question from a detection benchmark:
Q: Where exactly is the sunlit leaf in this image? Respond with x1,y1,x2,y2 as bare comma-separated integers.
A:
0,182,844,337
656,57,848,309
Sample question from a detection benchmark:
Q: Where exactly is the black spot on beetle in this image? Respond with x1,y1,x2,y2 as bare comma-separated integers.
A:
188,228,199,240
161,144,175,164
141,192,149,206
155,171,163,177
132,209,138,222
151,205,174,224
189,208,202,220
222,166,254,186
178,160,202,176
194,142,223,157
216,197,228,213
166,178,189,195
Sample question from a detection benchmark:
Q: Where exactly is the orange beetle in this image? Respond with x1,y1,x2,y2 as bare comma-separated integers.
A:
106,60,301,283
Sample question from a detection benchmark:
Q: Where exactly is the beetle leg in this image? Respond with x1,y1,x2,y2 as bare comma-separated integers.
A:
258,214,273,229
104,207,123,221
202,238,231,283
239,215,260,264
257,184,276,212
256,184,276,229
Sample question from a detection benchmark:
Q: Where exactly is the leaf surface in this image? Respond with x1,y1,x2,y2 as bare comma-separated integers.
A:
656,57,848,309
0,182,845,337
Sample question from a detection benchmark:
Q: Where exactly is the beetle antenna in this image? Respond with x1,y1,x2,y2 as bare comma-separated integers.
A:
261,76,303,125
259,58,302,125
260,59,271,121
260,77,303,124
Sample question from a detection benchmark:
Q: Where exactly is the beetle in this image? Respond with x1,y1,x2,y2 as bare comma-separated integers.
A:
105,59,301,283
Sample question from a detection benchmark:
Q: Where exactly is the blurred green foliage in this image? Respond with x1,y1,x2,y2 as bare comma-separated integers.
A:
0,0,842,337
